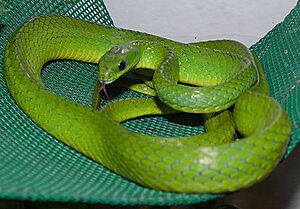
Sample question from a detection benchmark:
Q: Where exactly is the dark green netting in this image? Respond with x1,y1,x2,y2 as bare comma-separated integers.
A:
0,0,299,206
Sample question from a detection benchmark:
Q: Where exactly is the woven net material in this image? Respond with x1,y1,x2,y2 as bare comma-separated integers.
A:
0,0,299,206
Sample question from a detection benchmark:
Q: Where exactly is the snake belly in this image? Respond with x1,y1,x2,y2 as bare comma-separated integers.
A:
4,15,292,193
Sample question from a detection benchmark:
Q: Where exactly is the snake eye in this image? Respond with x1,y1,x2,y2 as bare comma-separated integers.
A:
118,60,127,71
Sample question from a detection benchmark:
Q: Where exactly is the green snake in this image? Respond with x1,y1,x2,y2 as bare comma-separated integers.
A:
4,15,292,193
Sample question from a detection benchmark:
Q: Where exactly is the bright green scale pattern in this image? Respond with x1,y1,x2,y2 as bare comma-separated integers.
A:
4,15,292,193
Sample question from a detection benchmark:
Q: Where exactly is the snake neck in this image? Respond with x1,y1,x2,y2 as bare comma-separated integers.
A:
133,40,179,85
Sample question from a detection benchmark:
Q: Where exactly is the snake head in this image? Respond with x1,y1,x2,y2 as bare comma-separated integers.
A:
98,44,140,84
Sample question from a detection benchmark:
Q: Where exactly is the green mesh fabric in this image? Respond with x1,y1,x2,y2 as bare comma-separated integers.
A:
250,4,300,157
0,0,299,206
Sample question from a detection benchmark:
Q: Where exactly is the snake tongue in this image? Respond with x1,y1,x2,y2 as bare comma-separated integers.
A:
99,81,110,99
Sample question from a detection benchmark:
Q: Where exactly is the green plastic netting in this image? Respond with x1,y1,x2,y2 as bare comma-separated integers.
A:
0,0,299,206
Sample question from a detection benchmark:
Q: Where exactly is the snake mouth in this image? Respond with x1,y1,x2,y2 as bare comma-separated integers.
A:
100,80,114,84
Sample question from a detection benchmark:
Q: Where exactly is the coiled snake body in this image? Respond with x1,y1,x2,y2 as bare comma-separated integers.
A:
4,15,291,193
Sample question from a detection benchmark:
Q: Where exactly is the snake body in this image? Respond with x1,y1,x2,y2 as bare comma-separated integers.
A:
4,15,291,193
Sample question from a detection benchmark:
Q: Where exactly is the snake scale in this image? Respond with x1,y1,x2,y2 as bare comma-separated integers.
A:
4,15,292,193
